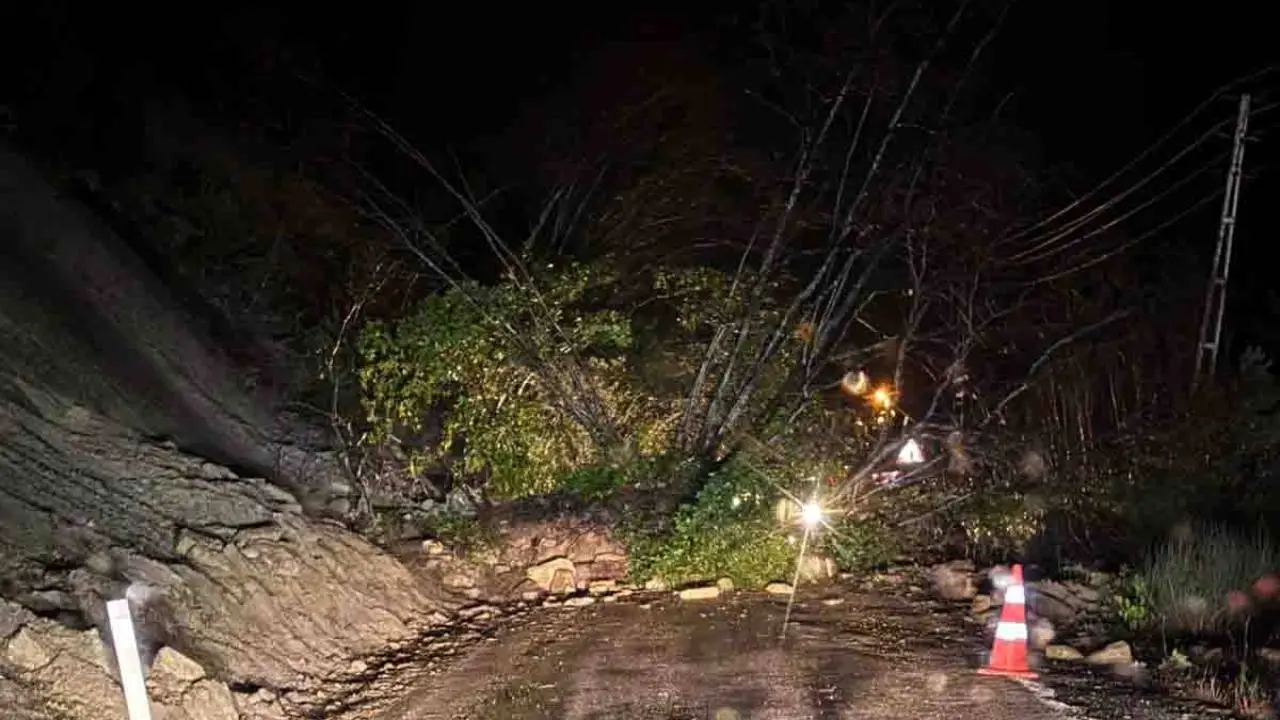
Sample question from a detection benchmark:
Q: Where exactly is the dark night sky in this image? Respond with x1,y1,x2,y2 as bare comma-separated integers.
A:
5,1,1278,350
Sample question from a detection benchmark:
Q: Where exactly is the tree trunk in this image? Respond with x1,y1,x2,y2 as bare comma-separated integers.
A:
0,145,455,717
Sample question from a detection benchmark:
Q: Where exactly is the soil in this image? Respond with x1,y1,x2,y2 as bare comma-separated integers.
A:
372,578,1222,720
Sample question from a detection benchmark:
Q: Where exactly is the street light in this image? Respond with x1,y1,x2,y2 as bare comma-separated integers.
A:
871,385,894,410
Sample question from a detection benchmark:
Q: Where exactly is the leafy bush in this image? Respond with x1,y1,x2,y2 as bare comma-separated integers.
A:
1110,570,1154,633
820,517,899,573
422,512,501,556
1137,523,1278,636
626,456,796,589
950,490,1046,564
358,264,675,499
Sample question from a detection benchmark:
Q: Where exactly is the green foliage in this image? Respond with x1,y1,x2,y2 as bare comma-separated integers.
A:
1135,523,1278,636
558,463,635,502
357,263,674,499
626,456,795,588
1110,570,1154,633
820,517,899,573
956,491,1047,563
422,512,500,556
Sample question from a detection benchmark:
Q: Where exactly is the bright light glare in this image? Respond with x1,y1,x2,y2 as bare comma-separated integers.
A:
871,386,894,409
800,502,824,528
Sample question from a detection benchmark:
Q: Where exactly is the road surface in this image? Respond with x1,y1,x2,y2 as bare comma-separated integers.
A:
374,579,1213,719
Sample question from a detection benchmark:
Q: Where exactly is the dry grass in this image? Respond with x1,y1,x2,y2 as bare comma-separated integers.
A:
1188,666,1274,719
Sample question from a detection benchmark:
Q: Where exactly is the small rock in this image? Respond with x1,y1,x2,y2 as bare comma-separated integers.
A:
716,577,735,592
765,582,794,595
564,595,596,607
457,604,497,620
150,646,206,684
1046,644,1085,661
1086,641,1133,666
678,586,721,601
971,594,993,614
644,577,670,592
422,539,446,556
821,597,845,606
1028,589,1076,626
930,560,978,601
602,594,618,603
587,580,617,595
549,568,577,594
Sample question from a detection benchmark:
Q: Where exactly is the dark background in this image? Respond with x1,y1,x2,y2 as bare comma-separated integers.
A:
5,1,1277,356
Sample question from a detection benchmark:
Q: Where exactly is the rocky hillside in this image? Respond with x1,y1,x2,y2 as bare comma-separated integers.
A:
0,144,455,718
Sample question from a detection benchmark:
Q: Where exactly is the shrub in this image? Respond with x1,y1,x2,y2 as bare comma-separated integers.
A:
626,456,796,589
357,264,674,499
820,517,899,573
1137,523,1278,636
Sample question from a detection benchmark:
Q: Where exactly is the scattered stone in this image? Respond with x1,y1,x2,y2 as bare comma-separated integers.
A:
587,579,617,595
422,539,446,556
457,604,497,621
678,586,721,601
930,560,978,601
549,568,577,595
821,597,845,607
644,577,670,592
150,646,206,684
765,582,794,595
1086,640,1133,666
1028,586,1076,626
971,594,993,615
563,595,596,607
1045,644,1084,661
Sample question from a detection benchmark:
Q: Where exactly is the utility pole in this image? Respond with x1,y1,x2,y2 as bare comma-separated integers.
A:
1192,93,1251,394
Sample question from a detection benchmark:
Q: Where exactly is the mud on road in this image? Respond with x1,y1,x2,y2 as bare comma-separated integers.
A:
375,580,1219,720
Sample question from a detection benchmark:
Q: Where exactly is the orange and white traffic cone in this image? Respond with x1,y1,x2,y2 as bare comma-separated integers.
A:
977,563,1038,679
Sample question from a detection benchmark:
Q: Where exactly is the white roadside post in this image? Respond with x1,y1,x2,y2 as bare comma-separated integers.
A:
106,598,153,720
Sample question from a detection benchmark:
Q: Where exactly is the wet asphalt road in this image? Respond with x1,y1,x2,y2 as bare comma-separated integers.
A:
374,581,1219,720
